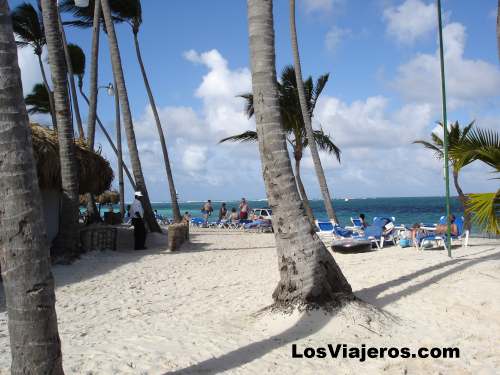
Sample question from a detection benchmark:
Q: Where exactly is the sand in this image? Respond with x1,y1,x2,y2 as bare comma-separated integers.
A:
0,228,499,374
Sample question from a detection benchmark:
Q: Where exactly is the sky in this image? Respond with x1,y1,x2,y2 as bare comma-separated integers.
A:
14,0,500,202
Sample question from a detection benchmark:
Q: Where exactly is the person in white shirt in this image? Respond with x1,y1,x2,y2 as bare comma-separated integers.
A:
130,191,146,250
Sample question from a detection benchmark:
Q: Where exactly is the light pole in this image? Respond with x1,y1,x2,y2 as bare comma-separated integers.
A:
437,0,452,257
98,82,125,218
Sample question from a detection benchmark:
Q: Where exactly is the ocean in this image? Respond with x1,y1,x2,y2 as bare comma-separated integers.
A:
104,196,465,228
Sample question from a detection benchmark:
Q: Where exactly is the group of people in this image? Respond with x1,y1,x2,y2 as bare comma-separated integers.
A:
199,198,251,223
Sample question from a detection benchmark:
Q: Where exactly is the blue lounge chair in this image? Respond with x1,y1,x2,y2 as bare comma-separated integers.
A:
416,216,469,251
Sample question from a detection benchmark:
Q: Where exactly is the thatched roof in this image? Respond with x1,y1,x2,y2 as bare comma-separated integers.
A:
31,124,113,195
79,190,120,205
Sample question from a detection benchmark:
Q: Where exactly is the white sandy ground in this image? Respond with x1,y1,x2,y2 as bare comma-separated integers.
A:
0,228,499,374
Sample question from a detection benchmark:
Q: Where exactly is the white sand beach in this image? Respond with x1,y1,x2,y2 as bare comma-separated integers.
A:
0,228,499,374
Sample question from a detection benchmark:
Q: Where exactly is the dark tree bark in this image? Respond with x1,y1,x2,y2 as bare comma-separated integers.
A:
86,0,100,149
247,0,352,307
37,53,57,129
452,169,472,231
0,1,64,372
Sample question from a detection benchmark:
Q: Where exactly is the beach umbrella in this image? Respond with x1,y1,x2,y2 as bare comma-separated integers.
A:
436,0,452,256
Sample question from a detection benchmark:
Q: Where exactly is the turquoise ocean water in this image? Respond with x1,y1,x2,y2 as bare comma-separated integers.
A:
101,196,465,228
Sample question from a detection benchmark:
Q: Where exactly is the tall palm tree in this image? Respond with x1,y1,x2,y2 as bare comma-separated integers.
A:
100,0,160,231
57,8,84,139
497,0,500,64
87,0,101,150
246,0,352,306
25,82,51,114
68,42,101,222
114,0,181,222
414,121,475,229
41,0,80,258
220,66,341,222
11,0,56,128
0,0,63,372
289,0,338,223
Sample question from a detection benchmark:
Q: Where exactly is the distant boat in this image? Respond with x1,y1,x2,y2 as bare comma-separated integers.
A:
344,198,349,202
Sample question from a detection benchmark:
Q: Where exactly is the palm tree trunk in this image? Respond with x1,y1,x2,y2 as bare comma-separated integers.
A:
0,1,63,372
133,32,181,223
452,169,472,231
57,11,84,140
497,0,500,64
114,79,125,217
79,88,137,190
247,0,352,307
87,0,101,149
42,0,80,260
37,52,57,129
294,155,315,222
100,0,160,232
289,0,338,224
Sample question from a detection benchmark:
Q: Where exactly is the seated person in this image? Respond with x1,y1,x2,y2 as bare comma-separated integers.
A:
182,211,192,224
359,213,368,228
411,215,458,244
230,207,239,223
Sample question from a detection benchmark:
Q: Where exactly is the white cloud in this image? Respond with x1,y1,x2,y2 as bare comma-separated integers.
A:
325,26,350,52
383,0,435,44
393,22,500,110
182,145,208,173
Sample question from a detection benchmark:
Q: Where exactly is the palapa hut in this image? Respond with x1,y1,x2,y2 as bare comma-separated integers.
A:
31,124,113,242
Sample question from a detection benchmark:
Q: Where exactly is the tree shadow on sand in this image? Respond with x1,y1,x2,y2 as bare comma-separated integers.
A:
164,246,500,374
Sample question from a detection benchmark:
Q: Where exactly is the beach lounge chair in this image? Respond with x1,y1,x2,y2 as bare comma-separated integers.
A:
190,217,205,227
416,216,469,251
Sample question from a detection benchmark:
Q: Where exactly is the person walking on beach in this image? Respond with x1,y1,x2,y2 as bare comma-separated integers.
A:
239,198,250,220
130,191,147,250
219,202,228,221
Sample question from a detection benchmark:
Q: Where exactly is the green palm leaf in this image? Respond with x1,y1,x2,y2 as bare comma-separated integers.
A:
466,191,500,234
11,1,45,54
25,83,50,115
219,131,258,144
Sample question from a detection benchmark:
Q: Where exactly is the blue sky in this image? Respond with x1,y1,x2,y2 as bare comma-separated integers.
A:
14,0,500,202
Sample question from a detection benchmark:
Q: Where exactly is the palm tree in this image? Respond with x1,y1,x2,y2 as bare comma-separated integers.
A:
0,1,63,371
451,128,500,234
57,8,85,139
497,0,500,64
100,0,160,232
87,0,101,150
220,66,341,222
289,0,338,223
113,0,181,222
414,121,475,229
11,0,57,128
246,0,352,306
41,0,80,258
25,82,51,115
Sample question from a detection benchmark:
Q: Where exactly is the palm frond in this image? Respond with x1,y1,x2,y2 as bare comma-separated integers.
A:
67,43,85,78
25,83,50,114
11,2,45,53
310,129,341,162
219,131,258,144
239,93,254,119
466,191,500,235
451,127,500,172
413,140,443,158
311,73,329,114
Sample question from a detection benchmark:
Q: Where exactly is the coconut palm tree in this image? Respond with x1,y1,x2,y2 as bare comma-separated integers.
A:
289,0,338,223
246,0,352,306
497,0,500,63
11,0,57,128
111,0,181,222
25,82,51,115
220,66,341,222
41,0,80,258
0,1,63,371
100,0,160,232
87,0,101,150
414,121,475,230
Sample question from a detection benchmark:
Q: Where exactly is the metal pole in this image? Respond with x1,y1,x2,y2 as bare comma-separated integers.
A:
437,0,452,256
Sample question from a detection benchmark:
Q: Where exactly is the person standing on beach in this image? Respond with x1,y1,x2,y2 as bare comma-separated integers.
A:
202,199,213,224
130,192,147,250
239,198,250,220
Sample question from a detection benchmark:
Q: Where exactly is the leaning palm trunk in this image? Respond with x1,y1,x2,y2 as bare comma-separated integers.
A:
452,169,471,231
289,0,338,223
86,0,101,148
0,1,64,372
100,0,160,232
247,0,352,306
294,155,315,222
133,32,181,223
42,0,80,259
497,0,500,64
79,87,136,190
37,53,57,129
114,79,125,217
58,12,84,139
